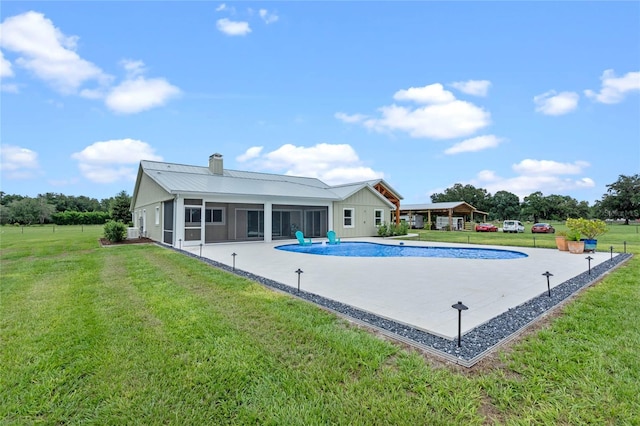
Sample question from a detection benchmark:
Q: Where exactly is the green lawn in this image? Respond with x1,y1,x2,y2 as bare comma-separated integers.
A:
1,225,639,424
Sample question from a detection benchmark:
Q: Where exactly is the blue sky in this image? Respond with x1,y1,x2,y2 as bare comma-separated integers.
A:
1,2,639,204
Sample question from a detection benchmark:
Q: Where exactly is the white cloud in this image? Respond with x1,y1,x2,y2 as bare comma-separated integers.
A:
512,159,589,175
216,18,251,36
449,80,491,97
105,76,181,114
0,50,14,77
342,83,491,139
236,143,383,185
216,3,227,12
470,159,594,199
121,59,146,78
1,82,19,93
334,112,367,123
259,9,279,24
364,101,490,139
444,135,505,155
393,83,455,104
0,11,110,94
533,90,579,115
584,69,640,104
71,138,162,183
0,144,41,179
0,12,180,113
236,146,263,162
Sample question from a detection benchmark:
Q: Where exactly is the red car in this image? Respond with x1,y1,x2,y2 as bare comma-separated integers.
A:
531,223,555,233
475,223,498,232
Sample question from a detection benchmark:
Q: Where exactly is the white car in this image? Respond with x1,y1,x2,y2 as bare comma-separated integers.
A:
503,220,525,233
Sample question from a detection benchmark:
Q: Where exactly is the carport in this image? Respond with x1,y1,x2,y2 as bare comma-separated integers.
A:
400,201,488,230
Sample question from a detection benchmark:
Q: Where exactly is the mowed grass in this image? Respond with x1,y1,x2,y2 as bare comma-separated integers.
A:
1,225,639,424
412,221,640,253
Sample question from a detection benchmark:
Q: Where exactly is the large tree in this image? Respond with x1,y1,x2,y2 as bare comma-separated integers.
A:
110,190,132,223
430,183,492,213
490,190,521,220
39,193,103,212
599,174,640,224
520,191,549,223
5,197,56,225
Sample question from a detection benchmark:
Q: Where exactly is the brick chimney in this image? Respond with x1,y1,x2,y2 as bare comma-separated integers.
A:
209,153,223,175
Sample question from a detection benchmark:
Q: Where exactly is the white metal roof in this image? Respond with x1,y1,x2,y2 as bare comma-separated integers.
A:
134,160,403,209
401,202,472,210
141,160,338,200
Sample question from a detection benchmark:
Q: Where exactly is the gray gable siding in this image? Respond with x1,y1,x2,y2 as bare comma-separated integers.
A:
132,173,174,242
333,188,390,238
136,172,172,206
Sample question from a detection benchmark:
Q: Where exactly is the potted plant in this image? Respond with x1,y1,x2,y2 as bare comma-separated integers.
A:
566,218,608,252
565,230,585,254
555,230,568,251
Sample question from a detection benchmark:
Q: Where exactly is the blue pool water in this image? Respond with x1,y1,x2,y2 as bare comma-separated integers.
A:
276,242,527,259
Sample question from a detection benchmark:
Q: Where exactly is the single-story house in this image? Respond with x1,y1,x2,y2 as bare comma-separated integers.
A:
130,153,402,246
399,202,488,230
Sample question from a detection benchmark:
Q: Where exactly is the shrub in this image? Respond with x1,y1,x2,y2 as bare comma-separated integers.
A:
377,222,409,237
566,218,608,240
104,220,127,243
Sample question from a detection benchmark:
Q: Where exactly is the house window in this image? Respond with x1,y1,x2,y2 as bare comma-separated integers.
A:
205,208,224,225
374,209,384,226
185,207,201,226
343,208,354,228
155,206,160,225
247,210,264,238
184,207,202,241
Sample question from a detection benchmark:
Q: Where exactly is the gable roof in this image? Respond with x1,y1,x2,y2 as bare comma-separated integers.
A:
400,201,487,215
132,160,399,209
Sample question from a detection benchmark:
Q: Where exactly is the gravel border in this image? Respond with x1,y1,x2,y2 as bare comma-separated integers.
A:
167,244,632,367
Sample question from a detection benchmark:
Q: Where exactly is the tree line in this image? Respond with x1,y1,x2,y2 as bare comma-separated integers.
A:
0,191,132,225
430,174,639,223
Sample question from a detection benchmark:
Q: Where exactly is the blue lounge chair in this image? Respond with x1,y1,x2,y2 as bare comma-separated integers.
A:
326,230,341,245
295,230,312,246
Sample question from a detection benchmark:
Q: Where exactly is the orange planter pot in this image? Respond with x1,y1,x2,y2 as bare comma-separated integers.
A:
567,240,585,254
555,236,568,251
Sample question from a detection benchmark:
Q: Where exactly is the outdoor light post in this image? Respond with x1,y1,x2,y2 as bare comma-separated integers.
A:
199,243,203,257
295,268,303,292
179,239,182,250
610,246,614,260
451,301,468,347
232,253,237,271
586,256,593,275
542,271,553,297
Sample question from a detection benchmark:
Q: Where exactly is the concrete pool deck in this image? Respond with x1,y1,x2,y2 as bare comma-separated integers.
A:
183,237,614,340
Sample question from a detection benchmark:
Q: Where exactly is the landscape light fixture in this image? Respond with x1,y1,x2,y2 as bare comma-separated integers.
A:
295,268,304,292
542,271,553,297
232,252,237,271
586,256,593,275
610,246,614,261
451,301,468,347
199,243,203,257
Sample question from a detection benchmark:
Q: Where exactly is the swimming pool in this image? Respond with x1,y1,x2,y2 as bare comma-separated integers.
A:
276,242,528,259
